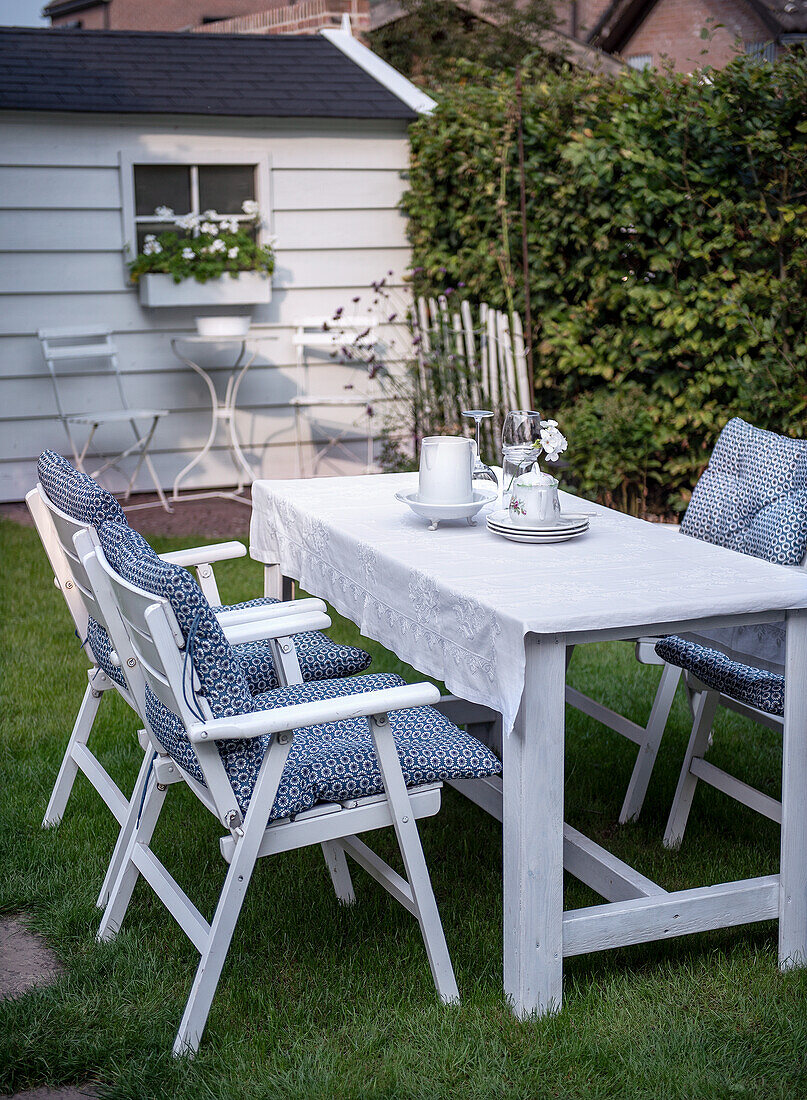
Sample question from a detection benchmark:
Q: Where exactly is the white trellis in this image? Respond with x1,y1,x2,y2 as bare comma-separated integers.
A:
413,296,531,439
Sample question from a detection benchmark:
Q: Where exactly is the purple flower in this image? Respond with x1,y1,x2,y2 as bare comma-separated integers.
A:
445,287,454,295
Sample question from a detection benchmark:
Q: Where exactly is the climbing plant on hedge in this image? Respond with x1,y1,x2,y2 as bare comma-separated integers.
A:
403,54,807,513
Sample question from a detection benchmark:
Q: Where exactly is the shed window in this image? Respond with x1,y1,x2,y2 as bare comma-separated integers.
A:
133,163,257,249
627,53,652,70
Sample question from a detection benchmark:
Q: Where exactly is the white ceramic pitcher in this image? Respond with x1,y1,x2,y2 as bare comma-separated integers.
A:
418,436,476,504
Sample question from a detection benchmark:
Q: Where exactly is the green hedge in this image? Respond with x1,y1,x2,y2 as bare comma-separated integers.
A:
403,55,807,513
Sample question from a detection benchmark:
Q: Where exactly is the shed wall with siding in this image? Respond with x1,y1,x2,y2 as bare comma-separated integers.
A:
0,110,411,501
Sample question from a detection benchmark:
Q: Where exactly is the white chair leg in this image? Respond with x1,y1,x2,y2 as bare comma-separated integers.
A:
97,748,155,909
43,682,103,827
321,840,356,905
664,689,720,849
173,734,293,1057
97,768,168,941
172,834,263,1057
368,713,459,1004
619,663,682,824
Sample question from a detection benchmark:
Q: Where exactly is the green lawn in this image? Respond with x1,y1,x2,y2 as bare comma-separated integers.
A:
1,515,806,1099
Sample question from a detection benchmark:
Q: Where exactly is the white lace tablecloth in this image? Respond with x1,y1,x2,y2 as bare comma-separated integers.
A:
250,472,807,731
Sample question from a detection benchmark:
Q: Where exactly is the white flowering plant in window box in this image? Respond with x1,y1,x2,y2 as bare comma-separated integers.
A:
128,201,275,288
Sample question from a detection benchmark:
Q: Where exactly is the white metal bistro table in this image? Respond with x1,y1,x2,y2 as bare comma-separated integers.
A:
170,334,259,504
249,471,807,1016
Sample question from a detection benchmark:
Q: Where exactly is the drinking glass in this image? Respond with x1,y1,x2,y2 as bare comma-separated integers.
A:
501,410,543,506
461,409,498,489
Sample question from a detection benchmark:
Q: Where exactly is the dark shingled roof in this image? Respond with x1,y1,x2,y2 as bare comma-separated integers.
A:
0,27,418,120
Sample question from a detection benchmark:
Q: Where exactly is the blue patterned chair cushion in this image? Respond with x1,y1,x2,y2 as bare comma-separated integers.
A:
655,635,784,716
211,598,372,693
98,521,254,718
145,672,502,819
37,450,127,527
680,418,807,566
86,615,126,689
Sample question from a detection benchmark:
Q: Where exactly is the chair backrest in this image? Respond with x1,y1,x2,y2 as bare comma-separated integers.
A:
96,521,254,720
292,315,379,395
31,450,128,632
292,315,378,354
680,417,807,567
92,523,253,826
38,326,128,421
91,528,194,721
37,449,127,527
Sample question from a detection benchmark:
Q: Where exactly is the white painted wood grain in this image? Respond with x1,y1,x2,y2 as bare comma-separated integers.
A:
779,608,807,969
503,633,566,1017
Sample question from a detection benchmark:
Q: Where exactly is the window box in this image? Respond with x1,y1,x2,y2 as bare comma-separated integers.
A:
138,271,272,308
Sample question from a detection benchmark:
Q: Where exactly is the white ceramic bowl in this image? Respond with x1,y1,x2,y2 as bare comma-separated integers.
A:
195,316,251,338
395,487,498,530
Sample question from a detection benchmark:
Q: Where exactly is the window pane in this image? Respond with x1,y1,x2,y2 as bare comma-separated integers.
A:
134,165,191,217
136,222,176,251
198,165,255,215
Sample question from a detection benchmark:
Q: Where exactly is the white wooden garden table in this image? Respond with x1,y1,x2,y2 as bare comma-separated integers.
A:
249,471,807,1016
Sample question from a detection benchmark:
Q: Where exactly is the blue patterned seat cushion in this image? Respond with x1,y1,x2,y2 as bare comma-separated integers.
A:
655,635,784,716
87,599,372,696
212,597,372,692
145,672,502,819
38,450,128,527
680,418,807,566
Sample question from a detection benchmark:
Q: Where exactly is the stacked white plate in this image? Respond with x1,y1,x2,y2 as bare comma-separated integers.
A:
486,509,590,544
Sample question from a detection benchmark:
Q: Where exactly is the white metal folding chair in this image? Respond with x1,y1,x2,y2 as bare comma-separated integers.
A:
39,326,171,511
88,520,500,1055
290,314,381,476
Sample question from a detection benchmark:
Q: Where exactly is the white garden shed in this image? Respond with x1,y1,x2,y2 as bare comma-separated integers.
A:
0,23,432,502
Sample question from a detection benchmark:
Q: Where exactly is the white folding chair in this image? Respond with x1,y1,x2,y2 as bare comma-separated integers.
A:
39,326,171,511
656,635,787,848
28,453,335,906
605,417,807,833
88,521,500,1055
290,314,382,476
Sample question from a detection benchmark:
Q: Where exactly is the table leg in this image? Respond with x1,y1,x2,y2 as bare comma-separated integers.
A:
503,631,566,1017
780,607,807,969
263,564,295,602
171,351,220,500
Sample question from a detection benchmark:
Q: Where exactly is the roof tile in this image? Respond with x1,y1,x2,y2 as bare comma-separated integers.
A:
0,28,417,121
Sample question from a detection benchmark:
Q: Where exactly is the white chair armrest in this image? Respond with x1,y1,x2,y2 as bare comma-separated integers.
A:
635,637,666,664
188,682,441,743
160,541,247,567
215,597,327,628
222,610,331,646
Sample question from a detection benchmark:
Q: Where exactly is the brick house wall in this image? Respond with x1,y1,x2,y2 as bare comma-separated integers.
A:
194,0,370,35
46,0,367,31
621,0,774,70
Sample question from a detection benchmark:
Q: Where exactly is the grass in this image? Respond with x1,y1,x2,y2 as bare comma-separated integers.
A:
2,514,807,1099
